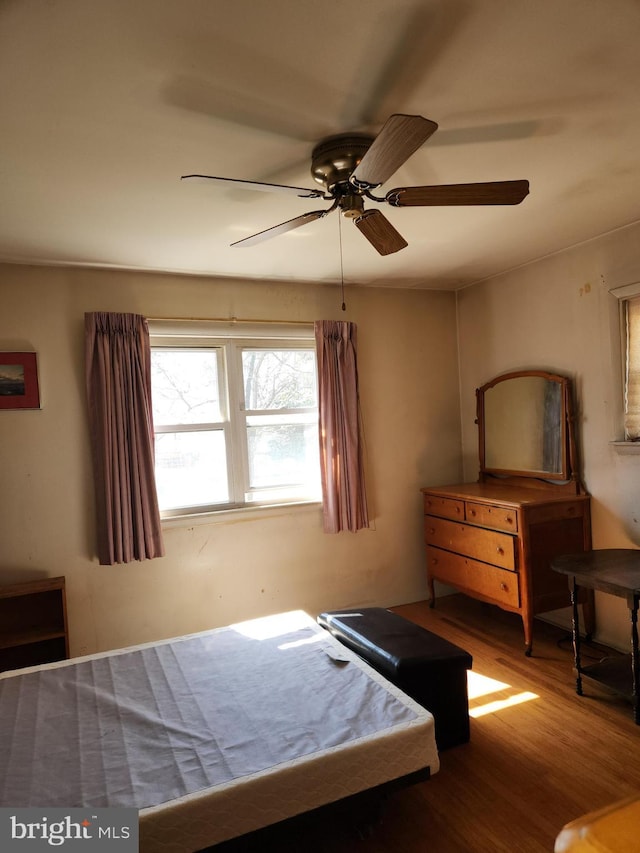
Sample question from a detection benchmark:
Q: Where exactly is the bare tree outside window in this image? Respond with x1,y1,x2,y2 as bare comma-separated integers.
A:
242,349,318,491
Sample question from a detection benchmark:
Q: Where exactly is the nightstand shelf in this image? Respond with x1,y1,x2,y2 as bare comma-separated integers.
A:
578,654,633,700
0,577,69,672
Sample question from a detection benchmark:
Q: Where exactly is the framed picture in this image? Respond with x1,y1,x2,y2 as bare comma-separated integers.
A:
0,352,40,410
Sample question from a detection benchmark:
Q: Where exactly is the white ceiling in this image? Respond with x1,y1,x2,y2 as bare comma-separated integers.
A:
2,0,640,290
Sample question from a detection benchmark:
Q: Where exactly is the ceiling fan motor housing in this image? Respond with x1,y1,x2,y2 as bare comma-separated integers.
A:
310,133,374,194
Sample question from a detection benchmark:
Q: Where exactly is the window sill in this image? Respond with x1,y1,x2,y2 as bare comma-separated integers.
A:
160,500,322,528
610,441,640,455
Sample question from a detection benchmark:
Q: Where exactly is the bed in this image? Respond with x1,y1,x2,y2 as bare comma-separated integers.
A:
0,610,439,852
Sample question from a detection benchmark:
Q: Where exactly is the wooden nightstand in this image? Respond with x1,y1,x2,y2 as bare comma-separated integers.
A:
0,576,69,671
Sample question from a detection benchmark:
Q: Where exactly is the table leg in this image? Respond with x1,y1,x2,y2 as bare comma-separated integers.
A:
570,577,583,696
581,588,596,640
630,594,640,724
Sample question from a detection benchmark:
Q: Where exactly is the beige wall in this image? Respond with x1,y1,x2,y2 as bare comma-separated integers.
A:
457,220,640,651
0,263,461,655
8,221,638,660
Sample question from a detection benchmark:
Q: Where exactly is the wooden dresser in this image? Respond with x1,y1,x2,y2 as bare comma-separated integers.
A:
422,370,594,654
421,481,593,655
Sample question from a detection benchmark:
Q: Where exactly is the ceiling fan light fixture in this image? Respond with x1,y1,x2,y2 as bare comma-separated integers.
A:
338,193,365,219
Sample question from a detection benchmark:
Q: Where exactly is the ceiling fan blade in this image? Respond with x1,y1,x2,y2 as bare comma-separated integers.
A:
344,4,468,128
385,180,530,207
429,121,541,147
354,209,408,256
349,114,438,190
231,210,328,247
181,174,324,199
165,75,331,143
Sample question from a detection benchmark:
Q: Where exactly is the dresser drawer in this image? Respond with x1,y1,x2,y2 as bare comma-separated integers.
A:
423,494,464,521
465,501,518,533
427,547,520,608
527,499,588,526
424,515,517,570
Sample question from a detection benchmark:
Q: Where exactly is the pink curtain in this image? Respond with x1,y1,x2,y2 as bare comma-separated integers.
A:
314,320,369,533
85,312,164,565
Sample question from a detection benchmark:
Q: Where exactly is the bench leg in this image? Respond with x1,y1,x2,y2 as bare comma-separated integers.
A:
523,611,533,657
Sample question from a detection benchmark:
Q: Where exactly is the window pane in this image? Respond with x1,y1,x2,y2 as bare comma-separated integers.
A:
246,413,320,491
152,349,222,425
155,431,228,509
626,296,640,439
242,349,316,411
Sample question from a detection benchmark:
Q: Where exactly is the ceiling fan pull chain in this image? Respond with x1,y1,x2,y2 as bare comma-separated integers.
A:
338,214,346,312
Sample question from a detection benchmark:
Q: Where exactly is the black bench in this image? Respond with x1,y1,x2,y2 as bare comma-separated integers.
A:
317,608,472,750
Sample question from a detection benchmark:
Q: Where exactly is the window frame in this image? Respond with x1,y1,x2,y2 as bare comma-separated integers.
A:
609,281,640,449
149,321,321,518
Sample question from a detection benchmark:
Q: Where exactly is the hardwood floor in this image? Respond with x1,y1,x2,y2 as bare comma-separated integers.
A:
212,595,640,853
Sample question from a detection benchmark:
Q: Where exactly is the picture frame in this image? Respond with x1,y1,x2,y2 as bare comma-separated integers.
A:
0,352,40,410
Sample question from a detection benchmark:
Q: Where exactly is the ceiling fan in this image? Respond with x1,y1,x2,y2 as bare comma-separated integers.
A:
182,114,529,256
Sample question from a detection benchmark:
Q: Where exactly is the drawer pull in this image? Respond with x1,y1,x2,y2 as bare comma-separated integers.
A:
505,516,513,524
500,582,508,591
428,528,435,535
496,547,504,555
469,509,476,516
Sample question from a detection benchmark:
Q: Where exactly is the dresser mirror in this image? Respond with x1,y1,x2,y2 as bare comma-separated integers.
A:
477,370,580,490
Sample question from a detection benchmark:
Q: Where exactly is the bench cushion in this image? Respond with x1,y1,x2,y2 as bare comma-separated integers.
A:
317,608,472,749
317,608,472,676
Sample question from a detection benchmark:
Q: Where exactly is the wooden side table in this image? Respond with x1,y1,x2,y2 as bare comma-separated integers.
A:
551,549,640,724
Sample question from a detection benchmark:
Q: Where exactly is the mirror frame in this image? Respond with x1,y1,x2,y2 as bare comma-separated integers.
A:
476,369,582,492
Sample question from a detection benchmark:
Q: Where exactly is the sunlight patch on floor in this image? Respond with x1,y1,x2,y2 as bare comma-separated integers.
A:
467,671,510,700
470,690,539,718
467,670,539,717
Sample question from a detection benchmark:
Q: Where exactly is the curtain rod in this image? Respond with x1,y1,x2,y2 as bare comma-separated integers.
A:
147,316,313,326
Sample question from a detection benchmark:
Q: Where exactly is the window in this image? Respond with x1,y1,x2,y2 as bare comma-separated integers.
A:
623,294,640,439
608,282,640,444
149,322,321,516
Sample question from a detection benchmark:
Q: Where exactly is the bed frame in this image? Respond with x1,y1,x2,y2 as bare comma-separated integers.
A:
0,611,439,852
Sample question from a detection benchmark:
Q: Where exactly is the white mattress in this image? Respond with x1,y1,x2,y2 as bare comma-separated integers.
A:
0,610,439,852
